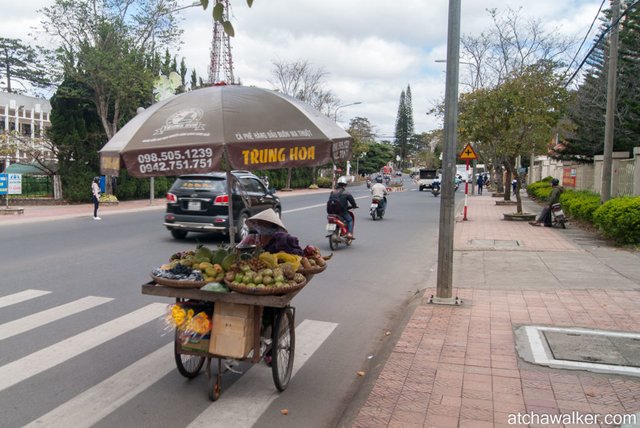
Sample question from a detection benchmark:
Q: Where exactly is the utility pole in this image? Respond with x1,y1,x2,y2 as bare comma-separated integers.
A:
429,0,462,305
601,0,620,203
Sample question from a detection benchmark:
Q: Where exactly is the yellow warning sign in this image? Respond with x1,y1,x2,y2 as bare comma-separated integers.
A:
459,143,478,160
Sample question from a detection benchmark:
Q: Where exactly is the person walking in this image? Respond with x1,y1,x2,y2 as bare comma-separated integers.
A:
91,177,101,220
476,174,484,195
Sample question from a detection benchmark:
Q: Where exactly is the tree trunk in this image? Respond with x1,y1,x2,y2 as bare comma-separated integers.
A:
495,164,504,193
503,161,512,201
285,167,292,190
504,161,523,214
53,174,63,200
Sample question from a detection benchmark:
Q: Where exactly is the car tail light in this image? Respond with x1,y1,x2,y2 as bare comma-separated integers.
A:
214,194,229,206
166,193,177,203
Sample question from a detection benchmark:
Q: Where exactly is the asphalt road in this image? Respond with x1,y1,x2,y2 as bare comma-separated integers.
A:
0,176,446,428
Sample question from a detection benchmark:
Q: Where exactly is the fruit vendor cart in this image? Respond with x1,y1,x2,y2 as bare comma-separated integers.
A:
141,272,316,401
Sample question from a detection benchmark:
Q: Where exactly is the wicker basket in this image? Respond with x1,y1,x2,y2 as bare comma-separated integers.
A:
224,277,307,295
150,273,207,289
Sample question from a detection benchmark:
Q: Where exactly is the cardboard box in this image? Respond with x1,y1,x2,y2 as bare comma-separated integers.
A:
209,333,254,358
214,302,254,318
212,314,254,336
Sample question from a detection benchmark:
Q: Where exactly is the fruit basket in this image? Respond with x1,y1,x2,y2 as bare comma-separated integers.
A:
150,273,207,289
224,277,307,295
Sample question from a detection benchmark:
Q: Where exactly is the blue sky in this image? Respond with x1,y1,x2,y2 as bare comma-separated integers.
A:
2,0,606,138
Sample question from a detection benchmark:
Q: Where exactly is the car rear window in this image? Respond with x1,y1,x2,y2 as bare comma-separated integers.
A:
172,177,226,192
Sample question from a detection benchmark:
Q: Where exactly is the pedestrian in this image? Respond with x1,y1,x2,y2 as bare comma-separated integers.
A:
91,176,101,220
512,179,517,196
476,174,484,195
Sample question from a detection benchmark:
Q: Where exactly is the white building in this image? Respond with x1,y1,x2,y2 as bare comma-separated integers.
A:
0,91,54,170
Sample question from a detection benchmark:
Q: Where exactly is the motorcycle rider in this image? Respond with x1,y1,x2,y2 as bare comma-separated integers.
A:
530,178,564,226
370,176,388,214
328,176,359,239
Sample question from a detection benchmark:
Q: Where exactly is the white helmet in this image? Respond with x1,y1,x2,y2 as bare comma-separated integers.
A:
337,176,348,186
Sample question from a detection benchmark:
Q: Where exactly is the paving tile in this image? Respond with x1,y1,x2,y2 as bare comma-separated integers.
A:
424,414,459,428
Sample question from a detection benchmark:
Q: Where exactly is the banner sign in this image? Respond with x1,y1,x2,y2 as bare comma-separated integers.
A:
0,174,7,195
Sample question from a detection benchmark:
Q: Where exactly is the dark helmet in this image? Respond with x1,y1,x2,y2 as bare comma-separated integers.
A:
375,176,383,183
93,176,101,182
551,178,559,186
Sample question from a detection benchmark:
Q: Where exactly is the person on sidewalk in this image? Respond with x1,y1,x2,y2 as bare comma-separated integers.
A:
530,178,563,226
476,174,484,195
91,177,101,220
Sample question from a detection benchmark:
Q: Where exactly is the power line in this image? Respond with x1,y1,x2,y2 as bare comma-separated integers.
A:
564,0,640,88
564,0,606,77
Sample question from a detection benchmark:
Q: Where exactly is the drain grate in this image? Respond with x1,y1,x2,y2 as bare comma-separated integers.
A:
544,331,640,367
470,239,521,247
515,326,640,377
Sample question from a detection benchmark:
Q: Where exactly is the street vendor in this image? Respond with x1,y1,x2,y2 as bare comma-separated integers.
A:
237,209,304,256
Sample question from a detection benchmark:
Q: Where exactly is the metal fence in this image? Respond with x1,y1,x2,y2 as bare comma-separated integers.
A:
21,175,54,197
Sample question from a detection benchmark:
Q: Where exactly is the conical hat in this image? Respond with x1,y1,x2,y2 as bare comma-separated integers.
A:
246,209,287,232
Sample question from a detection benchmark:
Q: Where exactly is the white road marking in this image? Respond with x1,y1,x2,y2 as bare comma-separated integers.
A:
282,195,368,214
23,342,175,428
22,319,336,428
0,289,51,308
187,319,338,428
0,303,166,392
0,296,113,341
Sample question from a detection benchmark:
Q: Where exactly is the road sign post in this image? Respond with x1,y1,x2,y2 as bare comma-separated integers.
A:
459,143,477,221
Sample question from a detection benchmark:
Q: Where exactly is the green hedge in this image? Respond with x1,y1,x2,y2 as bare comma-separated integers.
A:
560,190,601,223
592,197,640,245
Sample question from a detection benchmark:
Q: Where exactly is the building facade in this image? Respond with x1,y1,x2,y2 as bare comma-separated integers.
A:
0,91,54,171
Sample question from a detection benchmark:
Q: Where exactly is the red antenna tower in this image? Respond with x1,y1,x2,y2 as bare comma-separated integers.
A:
207,0,235,85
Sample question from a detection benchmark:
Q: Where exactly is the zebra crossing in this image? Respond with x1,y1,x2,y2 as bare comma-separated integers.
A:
0,289,337,428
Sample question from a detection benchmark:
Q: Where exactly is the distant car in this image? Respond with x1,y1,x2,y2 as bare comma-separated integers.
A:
163,171,281,241
395,171,402,176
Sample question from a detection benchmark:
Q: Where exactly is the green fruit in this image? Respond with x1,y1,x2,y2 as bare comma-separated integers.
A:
234,273,244,282
263,275,273,285
253,274,263,284
221,253,238,271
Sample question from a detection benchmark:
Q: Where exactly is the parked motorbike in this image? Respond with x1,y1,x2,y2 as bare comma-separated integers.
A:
370,196,386,221
326,210,355,250
431,181,441,197
550,203,567,228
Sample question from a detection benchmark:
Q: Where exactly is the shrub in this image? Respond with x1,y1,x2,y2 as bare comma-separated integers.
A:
526,181,551,199
316,177,332,188
560,190,601,223
592,197,640,245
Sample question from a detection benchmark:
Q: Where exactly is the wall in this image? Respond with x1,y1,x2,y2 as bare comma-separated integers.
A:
530,147,640,196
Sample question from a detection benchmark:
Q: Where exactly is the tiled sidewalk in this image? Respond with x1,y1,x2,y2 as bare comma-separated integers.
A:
352,193,640,428
353,289,640,428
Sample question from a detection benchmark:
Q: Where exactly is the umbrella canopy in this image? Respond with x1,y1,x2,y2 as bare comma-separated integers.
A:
100,85,352,177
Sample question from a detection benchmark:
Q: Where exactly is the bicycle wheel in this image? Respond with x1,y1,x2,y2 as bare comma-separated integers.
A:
174,330,205,378
271,307,295,391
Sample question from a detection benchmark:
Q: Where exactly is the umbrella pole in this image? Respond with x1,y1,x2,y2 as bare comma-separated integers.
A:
225,152,236,247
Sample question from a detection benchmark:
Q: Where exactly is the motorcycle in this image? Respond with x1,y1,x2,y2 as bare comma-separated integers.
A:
326,210,355,250
550,203,567,228
431,181,441,197
370,196,386,221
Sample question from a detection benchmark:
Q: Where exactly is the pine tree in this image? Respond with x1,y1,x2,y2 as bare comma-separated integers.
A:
394,85,415,167
0,37,51,93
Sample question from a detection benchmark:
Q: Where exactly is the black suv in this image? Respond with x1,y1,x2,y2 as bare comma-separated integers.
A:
164,171,281,240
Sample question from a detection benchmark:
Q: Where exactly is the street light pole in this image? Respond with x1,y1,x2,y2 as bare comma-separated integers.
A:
430,0,462,305
333,102,362,121
332,101,362,187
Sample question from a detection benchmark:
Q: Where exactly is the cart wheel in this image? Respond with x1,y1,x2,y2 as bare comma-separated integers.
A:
329,230,339,251
174,330,205,378
271,307,295,391
208,377,221,401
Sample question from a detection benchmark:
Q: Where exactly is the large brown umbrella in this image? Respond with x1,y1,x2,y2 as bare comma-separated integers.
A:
99,84,352,244
100,85,352,177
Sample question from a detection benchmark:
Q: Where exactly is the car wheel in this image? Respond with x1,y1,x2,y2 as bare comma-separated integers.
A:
171,229,188,239
236,212,250,242
419,186,424,192
274,206,282,218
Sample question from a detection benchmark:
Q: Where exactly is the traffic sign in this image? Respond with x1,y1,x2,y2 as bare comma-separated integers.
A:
459,143,478,160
